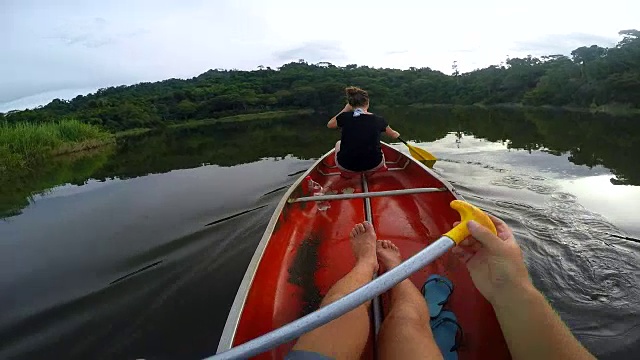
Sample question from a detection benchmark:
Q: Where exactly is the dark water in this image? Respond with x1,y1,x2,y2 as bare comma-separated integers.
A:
1,107,639,359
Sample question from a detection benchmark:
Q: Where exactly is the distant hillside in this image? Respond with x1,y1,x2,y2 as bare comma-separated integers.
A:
3,30,639,131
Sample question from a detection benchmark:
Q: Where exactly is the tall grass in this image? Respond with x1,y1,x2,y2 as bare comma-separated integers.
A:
0,119,112,176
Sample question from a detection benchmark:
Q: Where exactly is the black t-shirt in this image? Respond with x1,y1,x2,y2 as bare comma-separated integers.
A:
336,112,389,171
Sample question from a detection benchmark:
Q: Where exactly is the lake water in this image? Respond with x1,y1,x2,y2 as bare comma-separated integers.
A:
1,107,639,359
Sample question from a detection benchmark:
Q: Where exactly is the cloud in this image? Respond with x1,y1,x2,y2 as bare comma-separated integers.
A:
2,0,638,110
49,17,147,48
54,34,115,48
384,50,409,55
0,87,101,113
450,48,478,54
273,41,346,63
513,33,619,55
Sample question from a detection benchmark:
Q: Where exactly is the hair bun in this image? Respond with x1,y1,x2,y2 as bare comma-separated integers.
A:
346,87,359,96
345,86,369,107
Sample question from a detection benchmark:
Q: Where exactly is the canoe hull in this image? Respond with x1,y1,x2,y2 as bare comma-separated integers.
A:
218,143,510,359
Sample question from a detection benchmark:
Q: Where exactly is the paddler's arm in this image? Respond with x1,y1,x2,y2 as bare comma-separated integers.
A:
491,282,596,360
327,104,352,129
384,126,400,139
453,217,596,360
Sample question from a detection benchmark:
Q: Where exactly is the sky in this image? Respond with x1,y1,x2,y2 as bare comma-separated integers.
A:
1,0,638,112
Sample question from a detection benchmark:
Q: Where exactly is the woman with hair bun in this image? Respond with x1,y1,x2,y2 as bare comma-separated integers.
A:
327,86,401,172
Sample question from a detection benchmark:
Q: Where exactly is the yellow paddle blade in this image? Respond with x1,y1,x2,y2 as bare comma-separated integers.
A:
407,143,437,168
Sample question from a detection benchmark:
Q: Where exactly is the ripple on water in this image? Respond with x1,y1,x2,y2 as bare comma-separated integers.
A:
526,183,557,194
548,198,627,241
441,157,640,356
530,175,548,181
517,191,640,336
522,210,571,232
491,175,527,189
492,174,557,194
492,185,640,311
550,191,578,202
439,158,507,173
493,199,536,212
546,229,636,306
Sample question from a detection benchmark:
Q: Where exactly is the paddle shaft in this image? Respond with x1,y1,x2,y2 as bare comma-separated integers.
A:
606,232,640,244
209,236,456,360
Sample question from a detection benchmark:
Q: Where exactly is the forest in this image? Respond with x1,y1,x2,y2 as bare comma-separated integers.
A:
2,30,639,132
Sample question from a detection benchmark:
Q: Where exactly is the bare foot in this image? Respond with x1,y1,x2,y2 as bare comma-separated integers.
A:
376,240,402,271
350,222,379,271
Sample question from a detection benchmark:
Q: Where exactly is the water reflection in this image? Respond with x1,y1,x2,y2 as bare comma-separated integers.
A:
2,107,639,218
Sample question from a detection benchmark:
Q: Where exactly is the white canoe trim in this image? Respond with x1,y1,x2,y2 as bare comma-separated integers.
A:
215,142,462,354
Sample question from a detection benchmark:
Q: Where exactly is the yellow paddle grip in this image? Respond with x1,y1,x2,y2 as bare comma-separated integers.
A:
444,200,497,244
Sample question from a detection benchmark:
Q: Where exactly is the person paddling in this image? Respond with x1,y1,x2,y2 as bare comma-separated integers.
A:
327,87,401,172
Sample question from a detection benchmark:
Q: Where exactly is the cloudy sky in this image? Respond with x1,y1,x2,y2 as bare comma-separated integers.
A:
1,0,638,112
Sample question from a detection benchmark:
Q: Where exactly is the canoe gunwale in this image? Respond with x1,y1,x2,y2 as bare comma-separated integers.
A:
216,149,334,353
216,142,463,354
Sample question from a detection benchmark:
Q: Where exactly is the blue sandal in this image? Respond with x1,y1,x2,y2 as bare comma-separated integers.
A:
422,274,454,318
430,310,464,360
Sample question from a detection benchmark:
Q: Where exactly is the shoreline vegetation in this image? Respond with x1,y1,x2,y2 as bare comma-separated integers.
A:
0,109,313,191
112,109,316,137
1,103,638,173
110,103,639,139
2,103,637,184
407,102,640,115
0,119,113,180
167,108,315,129
2,106,638,218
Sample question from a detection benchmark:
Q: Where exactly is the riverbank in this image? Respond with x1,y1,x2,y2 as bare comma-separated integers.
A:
112,109,316,137
0,120,113,180
2,109,312,172
109,104,640,139
170,108,315,129
402,103,640,116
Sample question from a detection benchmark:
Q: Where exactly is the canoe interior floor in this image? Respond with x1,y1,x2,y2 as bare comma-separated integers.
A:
231,147,511,360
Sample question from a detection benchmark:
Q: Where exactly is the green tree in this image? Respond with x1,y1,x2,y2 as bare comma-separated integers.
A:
4,29,639,132
177,100,197,120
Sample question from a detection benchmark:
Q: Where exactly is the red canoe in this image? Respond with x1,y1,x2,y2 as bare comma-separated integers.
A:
217,143,510,359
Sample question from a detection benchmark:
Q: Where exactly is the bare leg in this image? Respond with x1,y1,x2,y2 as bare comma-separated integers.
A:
377,240,443,360
292,222,379,359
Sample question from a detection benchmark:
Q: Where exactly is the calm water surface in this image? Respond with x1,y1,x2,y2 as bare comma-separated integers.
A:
1,108,639,359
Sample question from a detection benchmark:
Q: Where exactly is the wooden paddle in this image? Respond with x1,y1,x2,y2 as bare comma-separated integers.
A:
398,137,437,168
